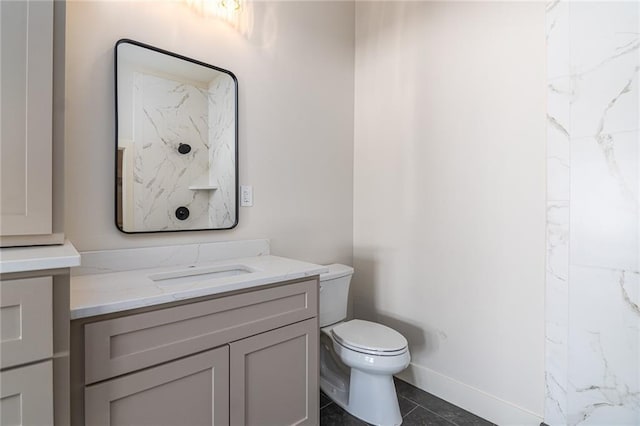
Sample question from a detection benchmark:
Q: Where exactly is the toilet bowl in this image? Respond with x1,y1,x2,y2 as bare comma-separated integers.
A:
319,265,410,426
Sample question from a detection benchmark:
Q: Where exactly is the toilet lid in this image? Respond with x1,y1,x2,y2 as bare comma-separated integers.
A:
331,320,408,356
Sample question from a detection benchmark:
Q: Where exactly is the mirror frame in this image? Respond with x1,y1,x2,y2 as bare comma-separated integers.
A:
114,39,239,234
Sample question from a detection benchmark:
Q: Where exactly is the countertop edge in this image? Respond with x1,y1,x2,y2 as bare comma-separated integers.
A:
0,241,81,274
70,267,326,320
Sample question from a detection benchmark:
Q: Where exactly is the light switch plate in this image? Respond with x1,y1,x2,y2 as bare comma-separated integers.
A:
240,185,253,207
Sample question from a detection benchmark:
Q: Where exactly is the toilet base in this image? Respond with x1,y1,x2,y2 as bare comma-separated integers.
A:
348,369,403,426
320,334,406,426
319,337,350,408
320,368,404,426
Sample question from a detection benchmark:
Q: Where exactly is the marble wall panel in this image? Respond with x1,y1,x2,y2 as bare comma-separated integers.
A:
547,78,572,202
571,131,638,272
546,0,570,81
545,1,640,425
545,2,572,423
568,266,639,426
545,201,570,425
569,2,639,139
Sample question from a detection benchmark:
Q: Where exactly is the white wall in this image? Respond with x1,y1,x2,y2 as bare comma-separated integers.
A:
353,2,546,424
66,2,554,423
64,0,354,264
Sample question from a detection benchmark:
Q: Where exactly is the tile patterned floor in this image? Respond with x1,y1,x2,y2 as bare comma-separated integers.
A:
320,378,496,426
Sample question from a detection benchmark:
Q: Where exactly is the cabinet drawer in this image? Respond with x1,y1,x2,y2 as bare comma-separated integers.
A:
0,276,53,368
1,360,54,426
85,279,317,384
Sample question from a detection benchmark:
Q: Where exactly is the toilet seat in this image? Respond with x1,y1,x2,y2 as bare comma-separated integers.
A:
331,319,408,357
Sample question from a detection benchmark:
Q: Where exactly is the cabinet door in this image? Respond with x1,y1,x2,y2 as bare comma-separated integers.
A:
230,319,318,426
0,276,53,369
0,0,53,236
85,346,229,426
0,360,53,426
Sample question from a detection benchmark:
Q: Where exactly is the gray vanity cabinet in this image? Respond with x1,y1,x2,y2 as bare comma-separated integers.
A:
85,346,230,426
1,269,72,426
73,277,319,426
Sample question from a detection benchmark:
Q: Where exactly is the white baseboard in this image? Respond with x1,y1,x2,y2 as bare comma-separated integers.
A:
397,362,543,426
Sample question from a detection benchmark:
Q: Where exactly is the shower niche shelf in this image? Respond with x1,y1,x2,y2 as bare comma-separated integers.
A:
188,185,219,191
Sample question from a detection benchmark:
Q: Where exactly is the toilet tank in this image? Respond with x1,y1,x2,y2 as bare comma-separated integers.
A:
319,264,354,327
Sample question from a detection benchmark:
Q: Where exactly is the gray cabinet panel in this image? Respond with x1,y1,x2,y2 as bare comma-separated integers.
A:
0,360,54,426
0,0,53,236
230,319,319,426
85,346,229,426
85,280,317,384
0,276,53,368
1,270,70,426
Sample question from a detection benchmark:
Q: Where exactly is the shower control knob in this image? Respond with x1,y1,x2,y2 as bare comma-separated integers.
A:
175,206,190,221
177,143,191,155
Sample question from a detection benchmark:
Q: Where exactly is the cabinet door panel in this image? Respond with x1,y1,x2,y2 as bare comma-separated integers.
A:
85,346,229,426
0,360,53,426
0,276,53,368
0,0,53,236
230,319,318,426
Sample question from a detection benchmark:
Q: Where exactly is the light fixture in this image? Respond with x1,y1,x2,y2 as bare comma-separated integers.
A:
185,0,243,23
183,0,253,35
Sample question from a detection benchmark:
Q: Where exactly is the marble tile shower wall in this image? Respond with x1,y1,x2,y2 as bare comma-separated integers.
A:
207,75,236,228
134,73,210,230
545,2,640,426
132,72,235,231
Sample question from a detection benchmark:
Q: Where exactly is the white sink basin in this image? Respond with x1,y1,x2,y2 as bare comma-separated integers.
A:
149,264,256,286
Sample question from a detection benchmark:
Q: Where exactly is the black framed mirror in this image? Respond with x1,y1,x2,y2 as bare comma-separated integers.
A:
115,39,238,233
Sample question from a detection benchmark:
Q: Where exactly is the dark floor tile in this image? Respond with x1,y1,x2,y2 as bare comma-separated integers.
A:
394,378,455,413
399,395,419,418
394,378,495,426
402,406,455,426
320,391,417,424
320,402,370,426
450,413,496,426
320,391,332,410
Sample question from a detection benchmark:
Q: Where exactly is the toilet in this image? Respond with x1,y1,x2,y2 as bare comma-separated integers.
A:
319,264,410,426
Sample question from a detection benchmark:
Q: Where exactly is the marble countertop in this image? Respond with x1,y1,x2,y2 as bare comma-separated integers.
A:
0,240,81,274
71,255,327,319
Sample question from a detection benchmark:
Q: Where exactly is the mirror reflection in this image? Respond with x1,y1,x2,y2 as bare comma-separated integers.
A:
115,39,238,233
